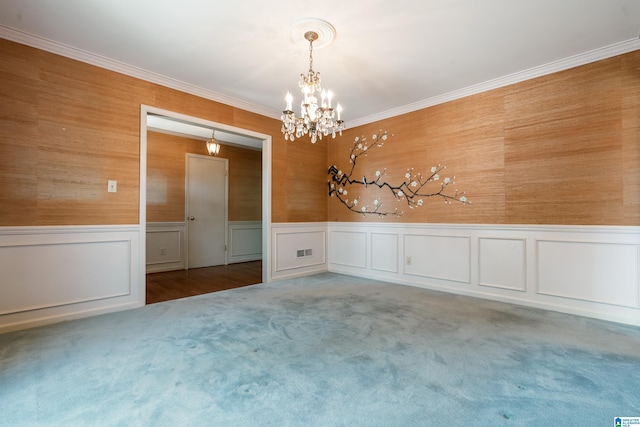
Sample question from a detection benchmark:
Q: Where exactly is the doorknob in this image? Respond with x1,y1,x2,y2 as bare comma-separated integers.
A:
189,216,195,221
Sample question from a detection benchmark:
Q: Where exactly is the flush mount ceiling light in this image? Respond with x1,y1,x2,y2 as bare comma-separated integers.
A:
281,18,344,143
206,131,220,156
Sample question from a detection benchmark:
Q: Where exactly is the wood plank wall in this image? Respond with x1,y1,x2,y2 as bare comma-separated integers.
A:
146,131,261,222
328,51,640,226
0,38,325,226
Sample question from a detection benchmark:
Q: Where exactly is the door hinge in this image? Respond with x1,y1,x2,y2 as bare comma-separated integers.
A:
225,170,228,176
224,245,227,251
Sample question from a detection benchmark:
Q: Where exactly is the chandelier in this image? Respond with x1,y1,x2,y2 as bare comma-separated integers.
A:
205,131,220,156
281,27,344,143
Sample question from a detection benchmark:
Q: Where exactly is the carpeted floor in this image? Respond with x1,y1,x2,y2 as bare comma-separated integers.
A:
1,272,639,426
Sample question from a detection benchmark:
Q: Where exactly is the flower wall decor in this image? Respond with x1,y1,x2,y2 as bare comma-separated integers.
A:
327,130,471,217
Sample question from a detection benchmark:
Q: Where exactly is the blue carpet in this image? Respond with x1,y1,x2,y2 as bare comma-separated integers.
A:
1,273,639,426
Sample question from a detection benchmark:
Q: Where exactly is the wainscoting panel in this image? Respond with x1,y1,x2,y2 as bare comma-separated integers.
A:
537,240,639,308
479,238,526,291
0,240,131,315
272,223,327,280
371,233,399,273
328,222,640,326
0,225,141,332
146,222,184,273
330,231,367,269
405,234,471,284
229,221,262,264
146,221,262,273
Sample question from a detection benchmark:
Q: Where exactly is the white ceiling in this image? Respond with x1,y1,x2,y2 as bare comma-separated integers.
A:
1,0,639,128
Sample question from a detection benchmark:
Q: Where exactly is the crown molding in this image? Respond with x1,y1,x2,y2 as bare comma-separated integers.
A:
345,37,640,129
0,25,282,121
2,25,638,129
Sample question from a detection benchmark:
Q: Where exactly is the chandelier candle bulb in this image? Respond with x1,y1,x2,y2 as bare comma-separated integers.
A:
285,92,293,111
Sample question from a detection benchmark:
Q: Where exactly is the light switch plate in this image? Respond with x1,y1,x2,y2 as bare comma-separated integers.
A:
107,180,117,193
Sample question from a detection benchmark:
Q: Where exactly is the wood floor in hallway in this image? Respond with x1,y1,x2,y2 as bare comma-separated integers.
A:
146,261,262,304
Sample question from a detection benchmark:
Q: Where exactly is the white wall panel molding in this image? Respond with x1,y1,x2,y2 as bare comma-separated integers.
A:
328,222,640,326
0,225,142,333
228,221,262,264
479,237,527,292
3,222,638,330
146,221,262,272
371,233,399,273
271,223,328,281
146,222,185,273
536,239,639,309
330,231,367,269
404,234,471,284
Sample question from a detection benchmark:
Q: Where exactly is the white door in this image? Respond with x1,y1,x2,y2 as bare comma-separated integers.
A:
186,154,228,269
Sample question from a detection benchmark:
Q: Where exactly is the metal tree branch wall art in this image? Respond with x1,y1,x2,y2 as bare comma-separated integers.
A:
328,130,471,217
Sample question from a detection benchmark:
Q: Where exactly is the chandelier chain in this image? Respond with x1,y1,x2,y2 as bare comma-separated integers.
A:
308,37,314,73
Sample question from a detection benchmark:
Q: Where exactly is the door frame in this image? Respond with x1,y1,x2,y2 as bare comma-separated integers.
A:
185,153,229,269
139,105,272,304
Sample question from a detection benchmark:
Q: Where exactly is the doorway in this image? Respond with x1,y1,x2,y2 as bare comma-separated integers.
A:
139,105,272,306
